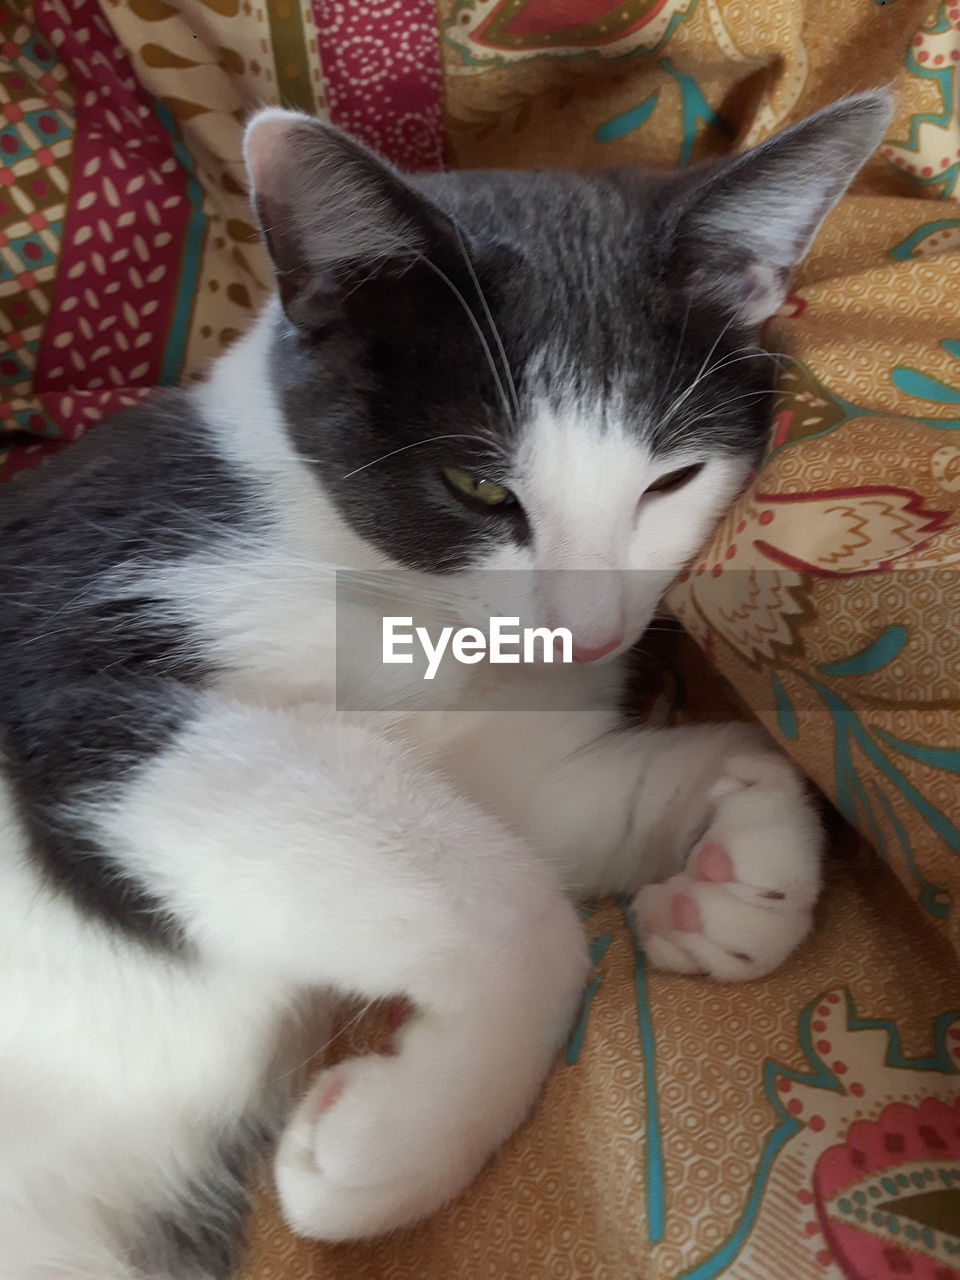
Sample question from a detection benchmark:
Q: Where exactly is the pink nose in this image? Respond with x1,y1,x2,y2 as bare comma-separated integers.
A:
571,635,624,663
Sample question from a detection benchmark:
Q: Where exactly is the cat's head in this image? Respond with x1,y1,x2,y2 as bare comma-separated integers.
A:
244,92,890,662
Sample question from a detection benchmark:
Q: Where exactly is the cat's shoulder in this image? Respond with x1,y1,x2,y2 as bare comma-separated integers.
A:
0,388,251,557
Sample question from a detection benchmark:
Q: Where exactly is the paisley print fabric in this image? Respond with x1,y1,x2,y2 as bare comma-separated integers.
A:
1,2,958,1277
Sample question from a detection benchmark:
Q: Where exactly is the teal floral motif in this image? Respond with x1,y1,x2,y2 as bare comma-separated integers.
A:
595,89,660,143
623,901,666,1244
769,654,956,918
882,3,960,197
769,359,960,452
890,217,960,259
444,0,700,69
771,672,799,739
566,906,666,1241
816,625,909,677
565,927,612,1064
873,731,960,773
595,57,732,166
892,338,960,407
676,992,960,1280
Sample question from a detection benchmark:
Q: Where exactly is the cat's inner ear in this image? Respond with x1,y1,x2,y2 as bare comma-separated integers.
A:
244,109,448,332
670,91,892,327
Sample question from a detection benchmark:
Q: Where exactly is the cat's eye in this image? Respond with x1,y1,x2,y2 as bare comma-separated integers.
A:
442,467,516,507
644,463,703,495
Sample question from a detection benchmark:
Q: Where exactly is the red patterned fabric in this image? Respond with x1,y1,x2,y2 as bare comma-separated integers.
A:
311,0,445,170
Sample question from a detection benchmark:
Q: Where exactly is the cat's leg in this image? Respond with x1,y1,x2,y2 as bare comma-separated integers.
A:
454,715,821,982
103,698,588,1242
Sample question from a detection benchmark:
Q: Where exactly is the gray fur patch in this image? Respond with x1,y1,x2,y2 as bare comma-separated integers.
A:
0,390,260,947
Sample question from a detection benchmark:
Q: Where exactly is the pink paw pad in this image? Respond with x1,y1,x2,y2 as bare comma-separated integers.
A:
672,891,702,933
312,1076,345,1118
695,841,734,884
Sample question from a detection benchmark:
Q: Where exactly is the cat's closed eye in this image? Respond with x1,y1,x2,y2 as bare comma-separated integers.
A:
442,467,517,508
644,463,704,495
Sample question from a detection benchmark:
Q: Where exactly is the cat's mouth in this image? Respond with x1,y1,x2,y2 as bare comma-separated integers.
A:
570,635,624,664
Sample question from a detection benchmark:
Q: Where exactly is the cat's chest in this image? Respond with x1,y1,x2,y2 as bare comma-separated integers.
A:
158,540,625,721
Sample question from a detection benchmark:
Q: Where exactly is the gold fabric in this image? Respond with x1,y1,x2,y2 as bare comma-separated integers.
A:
2,1,958,1274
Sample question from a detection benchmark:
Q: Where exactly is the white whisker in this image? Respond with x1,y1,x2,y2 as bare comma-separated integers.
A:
416,252,517,425
664,295,693,399
448,216,520,421
660,346,781,436
341,433,504,481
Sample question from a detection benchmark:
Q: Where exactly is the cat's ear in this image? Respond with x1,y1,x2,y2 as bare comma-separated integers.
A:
244,109,447,331
669,91,892,326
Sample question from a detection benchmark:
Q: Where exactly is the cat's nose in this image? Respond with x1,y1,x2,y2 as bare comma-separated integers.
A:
571,635,623,663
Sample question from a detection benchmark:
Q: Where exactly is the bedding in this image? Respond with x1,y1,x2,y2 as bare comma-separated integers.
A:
1,2,958,1275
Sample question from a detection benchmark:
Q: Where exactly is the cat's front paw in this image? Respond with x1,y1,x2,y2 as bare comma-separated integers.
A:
633,751,822,981
275,1050,486,1241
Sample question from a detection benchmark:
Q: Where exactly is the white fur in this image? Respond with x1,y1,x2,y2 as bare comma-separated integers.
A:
0,307,822,1274
0,770,300,1279
477,379,752,655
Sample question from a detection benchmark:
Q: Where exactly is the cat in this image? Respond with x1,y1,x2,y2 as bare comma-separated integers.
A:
0,90,890,1278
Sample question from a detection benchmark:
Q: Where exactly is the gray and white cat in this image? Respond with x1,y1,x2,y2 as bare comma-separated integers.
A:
0,92,890,1278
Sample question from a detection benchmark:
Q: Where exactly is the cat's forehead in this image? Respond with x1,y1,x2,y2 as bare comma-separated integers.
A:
414,167,763,452
423,169,723,321
418,168,660,306
417,167,650,244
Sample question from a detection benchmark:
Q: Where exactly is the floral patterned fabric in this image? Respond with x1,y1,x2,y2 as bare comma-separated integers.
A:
1,1,958,1277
